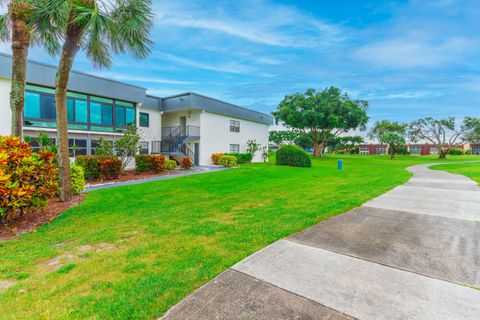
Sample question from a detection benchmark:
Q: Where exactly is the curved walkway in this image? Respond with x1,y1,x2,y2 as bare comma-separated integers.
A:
161,163,480,320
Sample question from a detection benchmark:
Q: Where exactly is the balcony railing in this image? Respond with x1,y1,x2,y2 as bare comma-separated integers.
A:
161,126,200,140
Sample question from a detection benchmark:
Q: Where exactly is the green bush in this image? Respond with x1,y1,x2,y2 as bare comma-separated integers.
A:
164,160,177,170
135,155,153,173
70,165,85,195
219,155,237,167
448,148,464,155
75,155,100,179
225,153,252,164
276,145,311,168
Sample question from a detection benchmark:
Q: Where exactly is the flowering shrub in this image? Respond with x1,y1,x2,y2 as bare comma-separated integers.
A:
0,136,59,220
98,157,122,180
70,165,85,195
151,155,165,173
211,153,224,165
164,160,177,170
218,155,237,167
181,156,193,169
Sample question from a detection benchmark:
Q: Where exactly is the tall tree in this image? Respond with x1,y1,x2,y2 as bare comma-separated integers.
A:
408,117,464,159
273,87,369,157
268,130,299,146
463,117,480,143
369,120,407,159
331,135,364,154
33,0,153,201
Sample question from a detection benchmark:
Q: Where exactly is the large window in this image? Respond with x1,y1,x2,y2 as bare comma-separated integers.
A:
24,91,56,120
359,147,369,155
472,146,480,155
140,112,149,127
24,85,136,132
410,146,421,155
90,102,113,126
376,146,386,154
229,144,240,154
68,138,87,157
230,120,240,133
67,98,88,123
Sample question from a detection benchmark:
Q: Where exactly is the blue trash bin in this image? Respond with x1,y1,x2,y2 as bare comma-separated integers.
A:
338,159,343,170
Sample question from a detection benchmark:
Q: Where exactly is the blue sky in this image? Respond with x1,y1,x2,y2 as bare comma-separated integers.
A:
1,0,480,125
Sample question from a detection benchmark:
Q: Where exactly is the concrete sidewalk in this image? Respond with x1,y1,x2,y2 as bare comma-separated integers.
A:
161,163,480,320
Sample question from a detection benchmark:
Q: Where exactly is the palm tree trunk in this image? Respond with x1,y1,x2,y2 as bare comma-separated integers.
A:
55,26,81,202
8,3,31,137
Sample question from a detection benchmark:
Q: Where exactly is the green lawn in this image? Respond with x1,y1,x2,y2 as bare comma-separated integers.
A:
431,161,480,184
0,155,478,319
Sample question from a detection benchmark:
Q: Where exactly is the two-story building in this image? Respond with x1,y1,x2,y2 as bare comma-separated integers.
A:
0,53,272,165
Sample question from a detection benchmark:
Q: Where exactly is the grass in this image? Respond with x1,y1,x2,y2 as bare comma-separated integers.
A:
0,154,478,319
431,161,480,184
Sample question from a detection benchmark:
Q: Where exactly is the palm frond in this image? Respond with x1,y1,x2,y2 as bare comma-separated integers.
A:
0,13,10,41
110,0,153,59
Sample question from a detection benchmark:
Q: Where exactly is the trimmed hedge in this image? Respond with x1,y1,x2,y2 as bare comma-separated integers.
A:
276,145,311,168
226,153,253,164
219,155,237,167
134,155,152,173
448,148,464,155
76,155,122,179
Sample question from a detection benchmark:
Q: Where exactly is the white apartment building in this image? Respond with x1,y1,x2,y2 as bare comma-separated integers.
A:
0,53,272,165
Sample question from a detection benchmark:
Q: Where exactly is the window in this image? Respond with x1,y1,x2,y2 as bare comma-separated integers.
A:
230,144,240,154
410,146,421,155
429,147,438,155
115,105,135,127
230,120,240,133
90,102,113,126
68,138,87,157
359,147,369,155
471,146,480,155
67,98,88,123
139,112,149,127
139,141,149,154
24,91,56,120
91,139,113,155
376,146,386,154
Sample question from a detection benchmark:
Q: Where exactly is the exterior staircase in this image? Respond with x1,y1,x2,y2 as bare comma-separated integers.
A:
151,126,200,164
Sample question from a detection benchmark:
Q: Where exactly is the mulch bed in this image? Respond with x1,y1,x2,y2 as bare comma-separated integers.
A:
85,169,184,187
0,195,84,241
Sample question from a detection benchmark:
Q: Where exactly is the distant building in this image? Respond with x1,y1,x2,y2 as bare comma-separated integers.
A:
359,144,388,155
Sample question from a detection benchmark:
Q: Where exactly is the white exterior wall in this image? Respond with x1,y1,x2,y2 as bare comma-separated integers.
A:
199,112,269,165
161,110,201,128
0,79,12,135
137,106,162,153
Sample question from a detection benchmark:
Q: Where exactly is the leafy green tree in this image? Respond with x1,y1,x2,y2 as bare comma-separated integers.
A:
114,124,142,173
369,120,407,159
268,130,299,146
31,0,153,201
246,139,261,157
463,117,480,143
273,87,369,157
408,117,464,159
331,135,364,154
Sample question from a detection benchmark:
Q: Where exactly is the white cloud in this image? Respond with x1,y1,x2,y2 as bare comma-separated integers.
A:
355,37,470,68
368,91,444,100
93,72,196,85
154,0,342,48
153,51,255,74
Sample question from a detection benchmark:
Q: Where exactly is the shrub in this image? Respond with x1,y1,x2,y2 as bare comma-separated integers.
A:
135,154,153,173
218,155,237,167
75,155,100,179
151,155,165,173
276,145,312,168
181,156,193,169
211,153,224,165
164,160,177,170
0,136,59,220
349,147,359,154
98,157,122,180
70,165,85,195
225,153,252,164
448,148,464,155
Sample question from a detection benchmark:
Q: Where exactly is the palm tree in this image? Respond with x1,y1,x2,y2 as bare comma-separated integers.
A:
33,0,152,201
